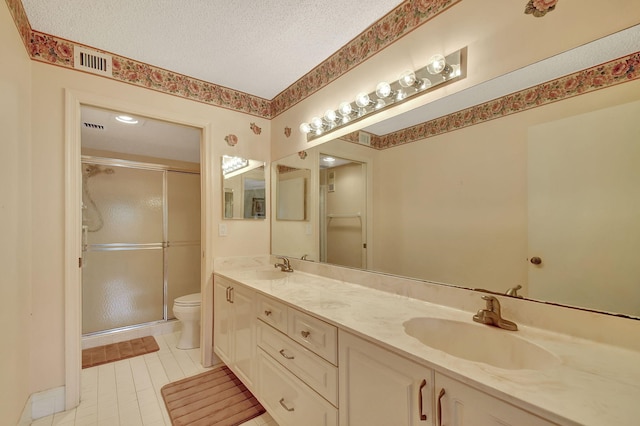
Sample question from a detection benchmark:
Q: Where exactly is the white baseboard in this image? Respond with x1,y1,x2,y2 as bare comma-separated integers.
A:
20,386,66,421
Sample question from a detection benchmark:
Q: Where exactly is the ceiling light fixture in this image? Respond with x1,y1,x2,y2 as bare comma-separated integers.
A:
300,47,466,141
115,115,139,124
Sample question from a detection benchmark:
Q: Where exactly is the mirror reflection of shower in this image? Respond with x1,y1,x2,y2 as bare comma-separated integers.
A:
82,163,114,232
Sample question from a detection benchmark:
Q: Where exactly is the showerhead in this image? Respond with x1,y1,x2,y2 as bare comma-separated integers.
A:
83,164,114,177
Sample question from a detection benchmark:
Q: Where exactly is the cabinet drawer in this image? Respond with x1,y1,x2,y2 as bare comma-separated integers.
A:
288,308,338,365
257,349,338,426
257,320,338,406
256,293,288,334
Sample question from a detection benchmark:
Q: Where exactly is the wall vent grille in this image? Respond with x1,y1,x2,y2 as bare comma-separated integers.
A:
74,47,112,76
83,122,105,130
358,132,372,146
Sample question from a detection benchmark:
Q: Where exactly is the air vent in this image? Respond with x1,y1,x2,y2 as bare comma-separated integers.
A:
358,132,372,146
74,46,112,76
83,122,105,130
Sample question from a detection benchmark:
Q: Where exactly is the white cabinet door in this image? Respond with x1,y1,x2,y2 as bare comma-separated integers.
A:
434,373,557,426
339,330,434,426
230,283,255,387
213,279,232,365
213,276,256,389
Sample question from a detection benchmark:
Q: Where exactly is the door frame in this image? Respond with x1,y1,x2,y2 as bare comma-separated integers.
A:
64,89,215,409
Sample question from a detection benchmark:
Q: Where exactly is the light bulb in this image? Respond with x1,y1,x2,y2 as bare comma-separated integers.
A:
355,92,371,108
398,70,417,88
310,116,323,130
299,123,311,134
338,102,353,117
426,54,446,75
375,82,392,98
324,109,337,123
375,99,386,109
115,115,139,124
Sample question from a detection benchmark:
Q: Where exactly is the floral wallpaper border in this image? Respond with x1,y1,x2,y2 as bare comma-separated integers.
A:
270,0,461,117
337,52,639,150
6,0,460,119
5,0,30,49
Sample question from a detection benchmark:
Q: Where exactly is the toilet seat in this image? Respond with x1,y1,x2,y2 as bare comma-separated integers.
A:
174,293,201,307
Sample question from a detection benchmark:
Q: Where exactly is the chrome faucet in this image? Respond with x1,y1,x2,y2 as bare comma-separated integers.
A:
274,256,293,272
473,295,518,331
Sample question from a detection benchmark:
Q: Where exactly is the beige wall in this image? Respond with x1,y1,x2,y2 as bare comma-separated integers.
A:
271,0,640,159
0,3,32,423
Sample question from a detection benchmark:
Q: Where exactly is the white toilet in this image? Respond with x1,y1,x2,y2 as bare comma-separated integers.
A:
173,293,201,349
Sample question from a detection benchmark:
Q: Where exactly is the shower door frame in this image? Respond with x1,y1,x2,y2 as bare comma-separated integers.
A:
81,156,201,334
64,89,216,411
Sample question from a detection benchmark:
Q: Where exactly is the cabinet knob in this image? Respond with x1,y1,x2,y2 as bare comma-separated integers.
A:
530,256,542,265
264,310,272,316
301,330,311,338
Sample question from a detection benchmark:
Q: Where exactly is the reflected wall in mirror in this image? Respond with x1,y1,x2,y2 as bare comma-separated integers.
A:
221,155,266,220
272,34,640,319
276,164,310,221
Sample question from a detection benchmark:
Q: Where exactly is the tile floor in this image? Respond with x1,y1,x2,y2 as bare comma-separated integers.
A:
31,332,278,426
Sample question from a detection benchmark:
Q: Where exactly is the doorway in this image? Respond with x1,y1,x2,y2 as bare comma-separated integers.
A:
65,90,216,410
80,106,201,335
319,154,367,268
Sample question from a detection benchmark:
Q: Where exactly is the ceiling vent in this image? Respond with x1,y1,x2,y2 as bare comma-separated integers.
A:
83,122,105,130
74,46,112,76
358,132,372,146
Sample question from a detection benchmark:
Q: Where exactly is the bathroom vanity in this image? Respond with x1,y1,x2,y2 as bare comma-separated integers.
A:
212,257,640,426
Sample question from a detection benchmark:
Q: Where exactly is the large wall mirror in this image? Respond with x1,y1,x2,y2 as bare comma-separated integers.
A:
272,26,640,319
222,156,266,219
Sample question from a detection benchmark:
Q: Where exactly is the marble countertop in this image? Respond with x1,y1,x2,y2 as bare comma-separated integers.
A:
214,264,640,426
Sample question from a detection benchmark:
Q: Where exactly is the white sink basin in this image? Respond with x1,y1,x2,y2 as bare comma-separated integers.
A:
239,270,290,281
403,317,560,370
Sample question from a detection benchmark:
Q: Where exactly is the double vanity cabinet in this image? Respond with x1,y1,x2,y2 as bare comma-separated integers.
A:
213,272,558,426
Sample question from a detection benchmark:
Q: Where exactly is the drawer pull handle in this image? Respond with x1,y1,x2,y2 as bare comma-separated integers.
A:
437,388,446,426
279,349,295,360
279,398,295,412
419,379,427,421
264,309,272,316
301,330,311,338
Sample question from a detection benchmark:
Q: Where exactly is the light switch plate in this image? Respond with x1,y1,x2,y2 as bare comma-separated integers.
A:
218,223,228,236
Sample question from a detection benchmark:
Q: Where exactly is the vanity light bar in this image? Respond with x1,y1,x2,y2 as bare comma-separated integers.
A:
222,155,249,175
300,48,466,141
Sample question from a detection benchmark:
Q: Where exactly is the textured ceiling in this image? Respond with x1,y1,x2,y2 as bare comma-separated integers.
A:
21,0,404,99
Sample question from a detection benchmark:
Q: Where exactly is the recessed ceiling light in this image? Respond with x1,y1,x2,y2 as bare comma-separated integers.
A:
323,156,336,163
115,115,139,124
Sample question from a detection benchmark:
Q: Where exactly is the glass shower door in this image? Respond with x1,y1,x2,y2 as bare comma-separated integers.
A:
82,162,165,334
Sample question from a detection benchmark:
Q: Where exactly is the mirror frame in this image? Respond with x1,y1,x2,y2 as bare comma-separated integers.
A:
221,156,266,220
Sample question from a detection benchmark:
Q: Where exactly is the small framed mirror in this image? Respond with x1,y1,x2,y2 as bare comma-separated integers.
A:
221,155,266,219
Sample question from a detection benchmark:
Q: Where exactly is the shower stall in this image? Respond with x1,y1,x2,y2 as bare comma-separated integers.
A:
81,157,201,335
